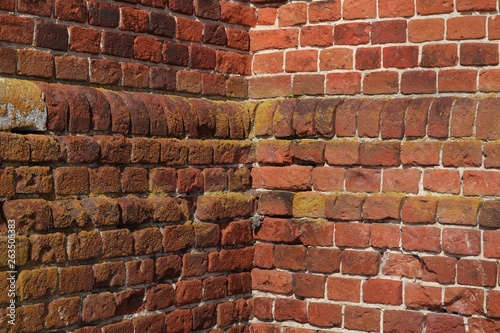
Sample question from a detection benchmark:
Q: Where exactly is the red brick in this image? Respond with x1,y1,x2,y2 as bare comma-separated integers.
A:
320,48,352,71
307,302,341,328
175,280,202,305
46,297,80,329
325,194,365,220
485,230,500,258
469,318,500,333
383,168,421,194
401,70,437,94
166,309,192,333
18,0,51,16
176,17,202,42
309,1,341,22
327,276,361,302
416,0,453,14
343,0,376,19
487,290,500,317
168,0,192,14
461,43,499,66
102,229,133,258
203,275,226,300
382,252,422,278
0,47,16,74
257,7,276,25
437,197,480,226
402,226,441,252
253,52,283,74
285,50,318,73
363,279,402,305
383,310,424,333
274,244,306,271
421,44,458,68
326,72,361,95
346,168,381,192
457,259,497,287
0,14,34,44
14,166,53,194
251,268,292,294
357,100,384,137
311,167,344,191
443,228,481,255
292,273,326,298
17,49,53,79
249,75,291,99
120,7,149,33
422,256,457,284
342,250,380,276
457,0,496,11
360,141,400,166
250,29,298,51
372,20,407,44
155,255,181,281
306,247,341,273
226,28,249,51
54,0,86,22
0,167,15,197
477,98,500,140
334,22,370,45
275,298,307,323
384,46,418,68
355,47,381,70
345,306,380,332
405,282,442,309
89,0,119,27
449,98,476,137
252,166,311,190
401,141,440,166
464,170,500,196
334,99,360,136
208,247,254,272
60,265,93,294
278,3,307,27
53,167,89,195
426,314,465,333
423,169,460,194
479,201,500,228
293,74,324,96
363,71,399,95
409,18,444,42
489,15,500,39
29,233,65,264
82,292,116,322
89,59,120,85
485,142,500,168
447,16,486,40
94,262,126,287
371,224,400,249
379,0,414,17
302,25,333,47
221,1,256,27
364,195,403,220
402,196,439,223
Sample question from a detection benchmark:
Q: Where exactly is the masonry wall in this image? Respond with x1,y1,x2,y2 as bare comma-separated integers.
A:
0,1,499,333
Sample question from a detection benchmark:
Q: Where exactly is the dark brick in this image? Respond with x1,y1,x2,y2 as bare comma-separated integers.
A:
203,23,227,46
149,12,176,37
102,31,134,58
89,0,119,28
163,41,189,66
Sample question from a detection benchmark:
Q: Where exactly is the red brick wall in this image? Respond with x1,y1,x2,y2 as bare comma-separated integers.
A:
0,0,252,98
249,0,500,98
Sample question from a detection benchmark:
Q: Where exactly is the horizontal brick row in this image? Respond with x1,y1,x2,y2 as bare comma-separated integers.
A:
1,193,254,232
253,166,500,196
258,194,500,226
254,97,500,139
0,289,251,332
35,83,253,134
251,307,500,332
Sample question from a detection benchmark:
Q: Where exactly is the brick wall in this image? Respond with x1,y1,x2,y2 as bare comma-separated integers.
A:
249,0,500,98
0,0,252,98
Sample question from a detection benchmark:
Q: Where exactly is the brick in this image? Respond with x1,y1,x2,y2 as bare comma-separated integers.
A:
97,135,132,163
122,62,149,88
166,309,192,333
208,247,254,272
422,256,457,284
17,49,53,79
443,228,481,255
254,218,300,243
35,21,68,51
29,233,65,264
203,23,227,46
193,304,216,330
437,197,481,225
461,43,499,66
196,193,253,220
423,169,460,194
327,277,361,302
46,297,80,329
67,230,102,260
402,196,438,223
336,222,370,248
485,230,500,258
82,292,116,322
421,44,458,68
14,166,52,194
18,0,52,16
274,244,306,271
401,70,437,94
126,259,154,285
118,198,151,225
302,25,333,47
148,12,175,37
133,36,162,63
0,167,14,197
253,52,283,74
17,267,57,300
326,72,361,95
252,166,312,190
290,140,325,165
312,167,345,191
372,20,407,44
292,99,318,136
401,141,440,166
10,304,44,332
88,0,119,27
363,279,402,305
177,17,203,42
307,302,342,328
409,18,444,42
275,298,307,323
449,98,476,137
383,310,424,333
81,197,120,226
314,99,342,138
371,224,400,249
155,255,181,281
344,306,380,332
55,55,89,81
457,259,497,287
309,1,341,22
227,272,251,295
103,321,134,333
416,0,453,14
356,47,381,70
94,262,126,287
345,168,381,192
426,314,465,333
464,171,500,196
487,290,500,317
447,16,486,40
0,47,16,74
325,194,365,220
257,7,276,25
364,195,403,220
480,69,500,92
120,7,149,32
307,248,341,273
457,0,496,11
342,250,380,276
293,74,324,96
403,98,431,137
360,141,400,166
382,252,422,278
102,229,133,258
102,31,134,58
90,59,120,85
334,100,359,136
363,71,399,95
320,48,352,70
384,46,418,68
343,0,376,19
221,1,256,27
405,282,442,309
55,0,87,22
163,224,194,252
477,98,500,140
383,168,420,194
469,318,500,333
257,191,293,216
89,166,120,194
278,3,307,26
249,75,292,98
69,26,100,52
379,0,414,17
0,14,34,44
60,265,93,294
3,199,52,232
402,226,441,252
195,0,220,19
53,167,89,196
50,199,88,229
285,50,317,73
334,22,370,45
480,200,500,228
